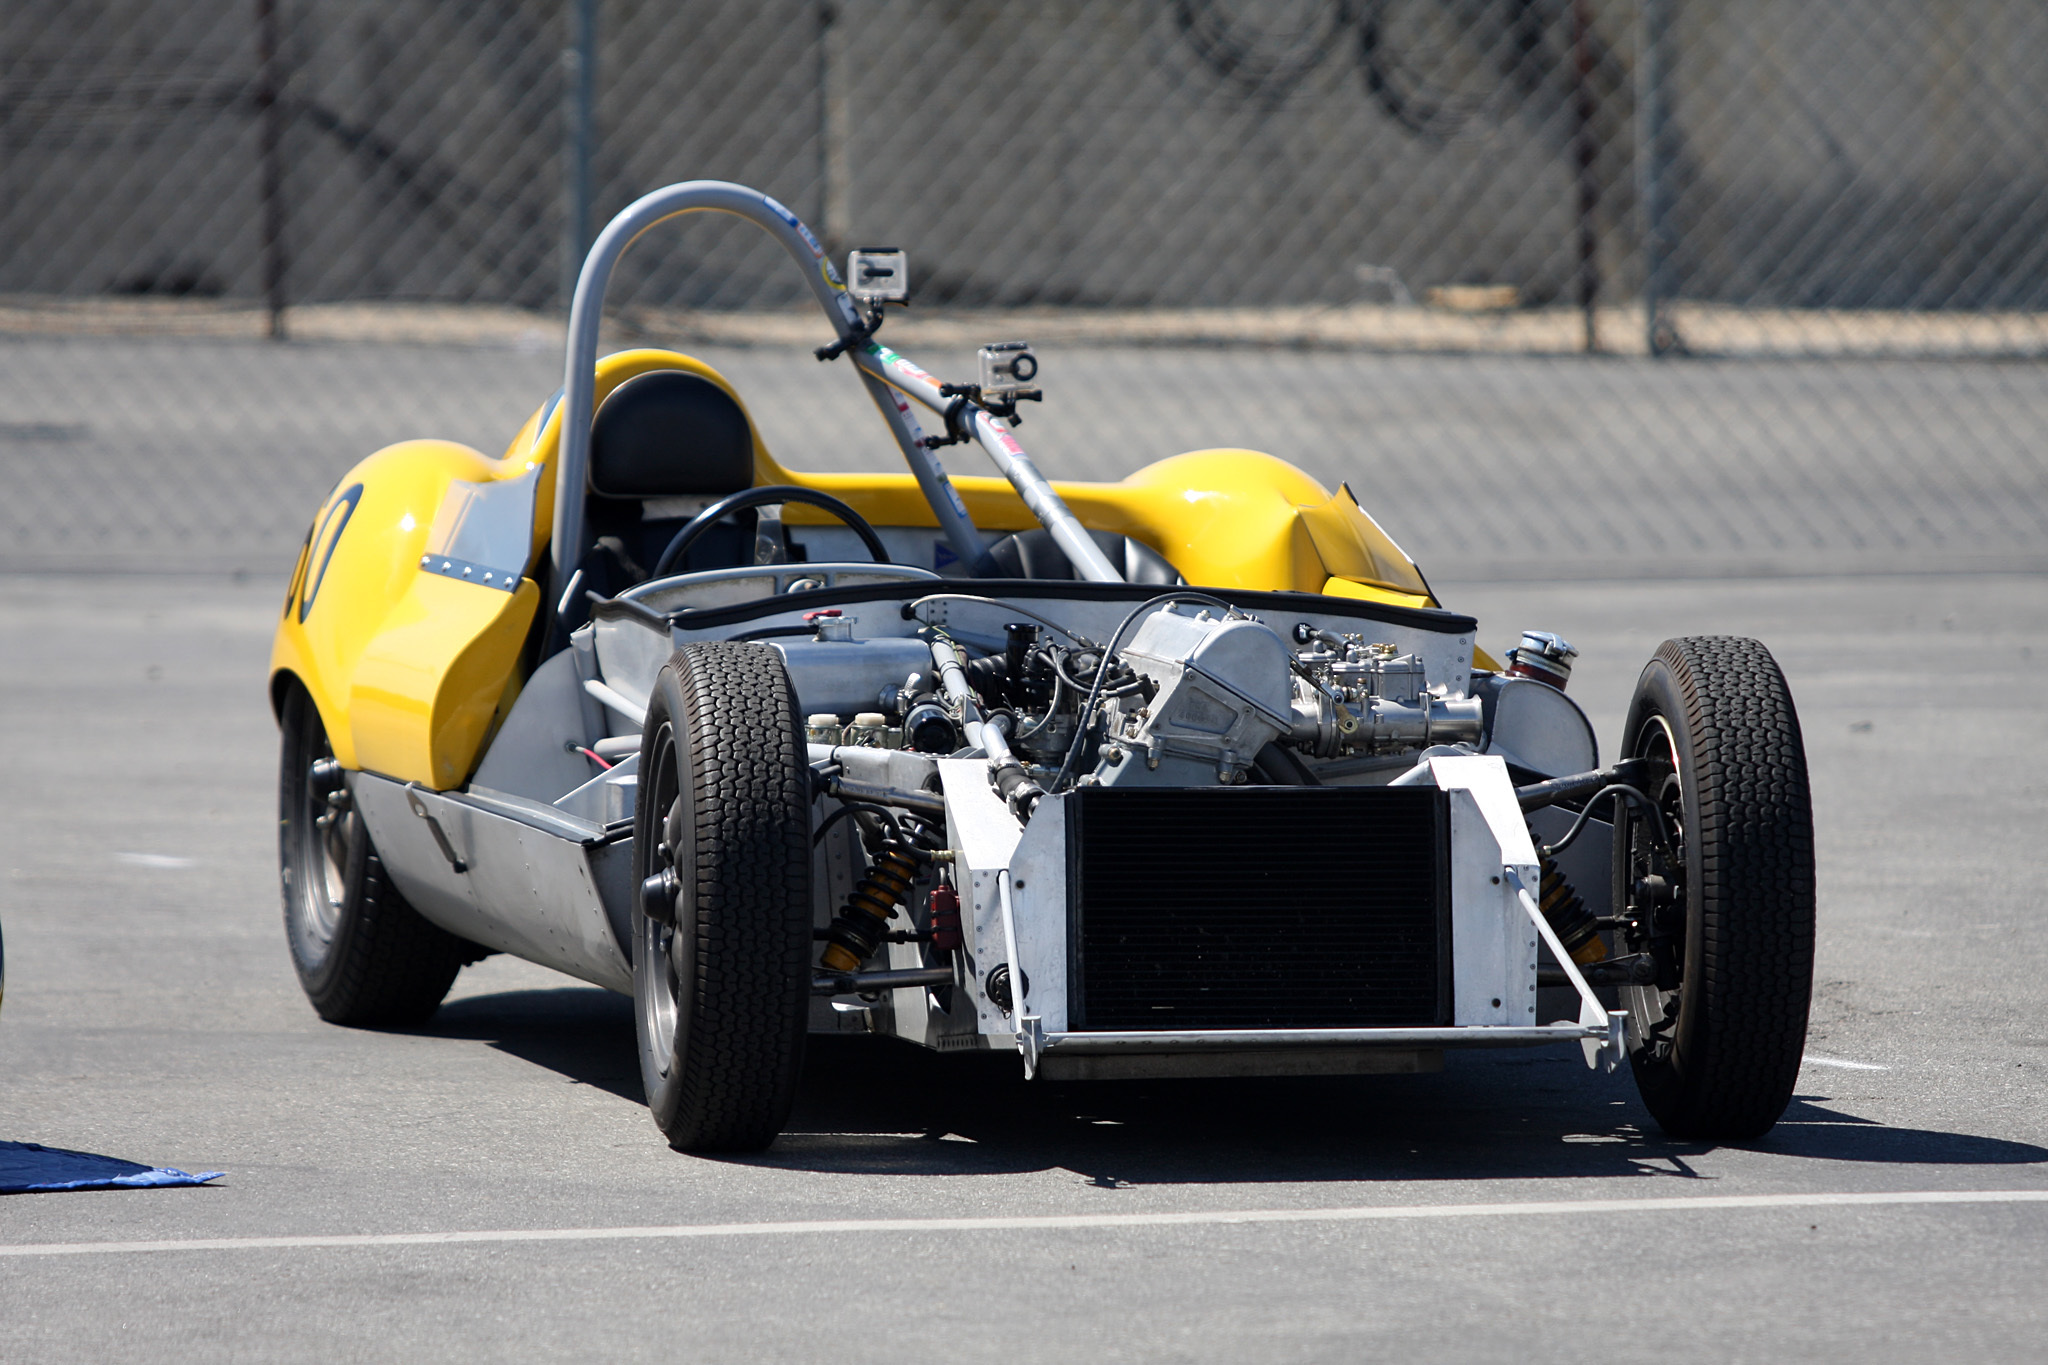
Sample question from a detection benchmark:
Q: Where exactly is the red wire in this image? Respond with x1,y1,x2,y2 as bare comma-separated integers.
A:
574,746,614,770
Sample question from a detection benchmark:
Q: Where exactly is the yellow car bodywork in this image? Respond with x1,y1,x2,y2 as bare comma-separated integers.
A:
271,348,1465,793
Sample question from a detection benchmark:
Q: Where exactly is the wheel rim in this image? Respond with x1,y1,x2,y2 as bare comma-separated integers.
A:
1622,712,1687,1060
637,723,684,1081
294,743,354,955
639,906,680,1080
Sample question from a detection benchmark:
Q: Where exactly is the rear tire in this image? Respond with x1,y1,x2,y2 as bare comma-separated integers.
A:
1615,637,1815,1140
278,683,470,1026
633,642,812,1152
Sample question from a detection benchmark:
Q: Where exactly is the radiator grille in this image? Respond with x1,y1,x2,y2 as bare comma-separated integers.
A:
1066,787,1451,1031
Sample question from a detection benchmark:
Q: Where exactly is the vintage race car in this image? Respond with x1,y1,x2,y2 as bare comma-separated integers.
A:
270,182,1815,1152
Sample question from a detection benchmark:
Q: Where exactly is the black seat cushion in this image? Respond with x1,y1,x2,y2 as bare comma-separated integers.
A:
987,528,1183,586
589,370,754,498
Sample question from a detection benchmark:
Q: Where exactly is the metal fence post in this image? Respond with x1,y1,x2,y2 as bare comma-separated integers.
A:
818,2,851,252
1572,0,1600,353
257,0,286,340
1636,0,1671,356
562,0,598,311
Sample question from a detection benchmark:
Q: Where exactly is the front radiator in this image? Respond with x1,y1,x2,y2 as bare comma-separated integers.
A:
1065,787,1451,1031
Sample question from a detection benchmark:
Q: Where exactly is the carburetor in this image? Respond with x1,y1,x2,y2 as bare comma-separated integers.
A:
1286,624,1482,758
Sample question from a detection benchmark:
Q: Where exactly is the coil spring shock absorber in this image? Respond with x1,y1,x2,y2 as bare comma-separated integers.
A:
1539,854,1609,965
820,844,920,973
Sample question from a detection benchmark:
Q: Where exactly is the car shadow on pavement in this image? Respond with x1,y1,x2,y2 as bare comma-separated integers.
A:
414,997,2048,1184
424,987,643,1104
1761,1095,2048,1165
745,1037,2048,1185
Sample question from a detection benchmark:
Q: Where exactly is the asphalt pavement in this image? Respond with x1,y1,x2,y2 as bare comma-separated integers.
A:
2,566,2044,1362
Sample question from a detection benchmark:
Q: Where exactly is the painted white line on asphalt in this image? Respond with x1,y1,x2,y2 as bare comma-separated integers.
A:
115,851,196,869
5,1189,2045,1260
1803,1055,1890,1071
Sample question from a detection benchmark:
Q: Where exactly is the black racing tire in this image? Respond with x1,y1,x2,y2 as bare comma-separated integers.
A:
1614,637,1816,1141
633,642,813,1153
278,683,470,1026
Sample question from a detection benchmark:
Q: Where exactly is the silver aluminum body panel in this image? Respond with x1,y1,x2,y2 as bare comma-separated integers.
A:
1447,796,1538,1027
589,618,670,725
1006,792,1071,1033
1477,674,1600,777
937,757,1026,1041
470,647,601,805
351,773,633,994
1427,754,1540,1027
421,465,541,591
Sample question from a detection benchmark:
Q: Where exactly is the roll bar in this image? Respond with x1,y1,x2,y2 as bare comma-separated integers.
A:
550,180,1121,587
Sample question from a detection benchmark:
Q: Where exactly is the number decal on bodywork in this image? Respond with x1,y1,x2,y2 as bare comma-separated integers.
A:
297,483,363,622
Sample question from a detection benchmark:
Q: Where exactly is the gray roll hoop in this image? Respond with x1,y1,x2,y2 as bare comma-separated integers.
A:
550,180,1120,589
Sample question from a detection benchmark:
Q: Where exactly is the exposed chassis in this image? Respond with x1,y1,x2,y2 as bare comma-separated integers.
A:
351,572,1624,1085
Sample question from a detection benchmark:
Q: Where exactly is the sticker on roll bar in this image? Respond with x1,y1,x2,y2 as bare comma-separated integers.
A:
763,193,842,288
869,343,940,391
764,196,820,255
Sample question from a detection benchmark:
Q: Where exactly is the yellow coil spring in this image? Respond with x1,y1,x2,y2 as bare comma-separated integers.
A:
820,845,919,973
1540,854,1609,965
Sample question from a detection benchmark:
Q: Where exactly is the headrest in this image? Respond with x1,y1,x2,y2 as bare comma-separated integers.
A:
589,370,754,499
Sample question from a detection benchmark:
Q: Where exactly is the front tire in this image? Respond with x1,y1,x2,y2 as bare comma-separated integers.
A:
278,683,470,1026
633,643,812,1152
1615,637,1816,1140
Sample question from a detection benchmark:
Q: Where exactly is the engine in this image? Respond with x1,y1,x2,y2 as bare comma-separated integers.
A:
1093,606,1483,787
787,601,1483,807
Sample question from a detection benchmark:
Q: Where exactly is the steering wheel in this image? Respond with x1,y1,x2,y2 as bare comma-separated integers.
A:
650,485,891,580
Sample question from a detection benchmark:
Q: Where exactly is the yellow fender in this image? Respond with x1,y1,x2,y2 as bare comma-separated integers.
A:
270,441,539,788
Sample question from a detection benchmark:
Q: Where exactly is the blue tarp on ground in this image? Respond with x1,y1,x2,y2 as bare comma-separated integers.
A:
0,1141,223,1193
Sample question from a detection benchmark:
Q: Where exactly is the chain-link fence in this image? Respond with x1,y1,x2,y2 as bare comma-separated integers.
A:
3,1,2046,579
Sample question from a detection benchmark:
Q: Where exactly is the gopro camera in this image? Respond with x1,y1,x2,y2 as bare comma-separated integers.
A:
978,341,1039,398
845,248,909,305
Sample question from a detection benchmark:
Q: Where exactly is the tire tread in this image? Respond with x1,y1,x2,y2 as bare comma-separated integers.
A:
1628,636,1815,1140
658,641,812,1151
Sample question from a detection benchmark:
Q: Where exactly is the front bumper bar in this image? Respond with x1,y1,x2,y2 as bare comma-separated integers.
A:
1036,1023,1611,1054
